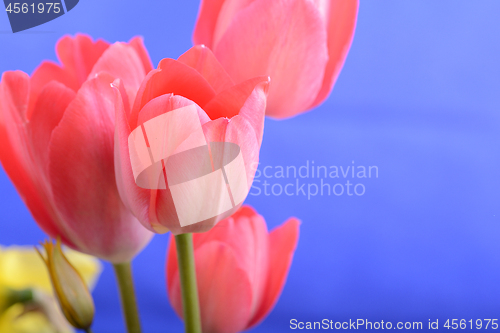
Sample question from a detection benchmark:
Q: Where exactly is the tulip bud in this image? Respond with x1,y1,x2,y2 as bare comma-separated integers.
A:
37,239,95,330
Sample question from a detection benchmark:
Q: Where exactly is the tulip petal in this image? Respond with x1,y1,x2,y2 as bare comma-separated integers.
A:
213,0,328,118
203,76,268,145
48,73,151,263
56,34,110,86
0,71,29,123
136,93,211,127
113,80,154,233
142,94,212,234
116,86,214,235
28,35,109,120
192,0,227,47
27,81,75,175
247,217,300,328
130,59,216,129
178,45,234,94
165,235,178,293
309,0,359,109
88,42,147,109
202,114,260,191
0,72,74,246
211,0,256,47
204,77,267,188
312,0,331,19
128,36,154,74
194,206,269,317
168,240,253,333
146,111,239,235
28,61,80,119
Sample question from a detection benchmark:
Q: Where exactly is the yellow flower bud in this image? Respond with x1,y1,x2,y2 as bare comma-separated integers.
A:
37,239,95,330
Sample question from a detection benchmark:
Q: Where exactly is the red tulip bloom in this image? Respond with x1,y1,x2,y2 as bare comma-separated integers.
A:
0,34,153,263
167,205,300,333
113,45,269,235
193,0,359,118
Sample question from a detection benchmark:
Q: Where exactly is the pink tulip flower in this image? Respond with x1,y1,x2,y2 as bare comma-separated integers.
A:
193,0,359,118
0,34,153,263
167,205,300,333
113,45,269,235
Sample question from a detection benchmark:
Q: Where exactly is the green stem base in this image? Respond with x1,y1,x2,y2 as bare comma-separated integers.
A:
175,233,202,333
113,262,142,333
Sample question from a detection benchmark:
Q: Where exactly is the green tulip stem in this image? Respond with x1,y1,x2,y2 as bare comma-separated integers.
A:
84,328,94,333
175,233,202,333
113,262,142,333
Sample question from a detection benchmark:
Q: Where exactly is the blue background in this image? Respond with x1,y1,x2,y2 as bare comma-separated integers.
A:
1,0,500,332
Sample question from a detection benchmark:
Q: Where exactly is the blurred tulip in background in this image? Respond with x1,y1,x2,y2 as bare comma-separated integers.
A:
193,0,359,118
